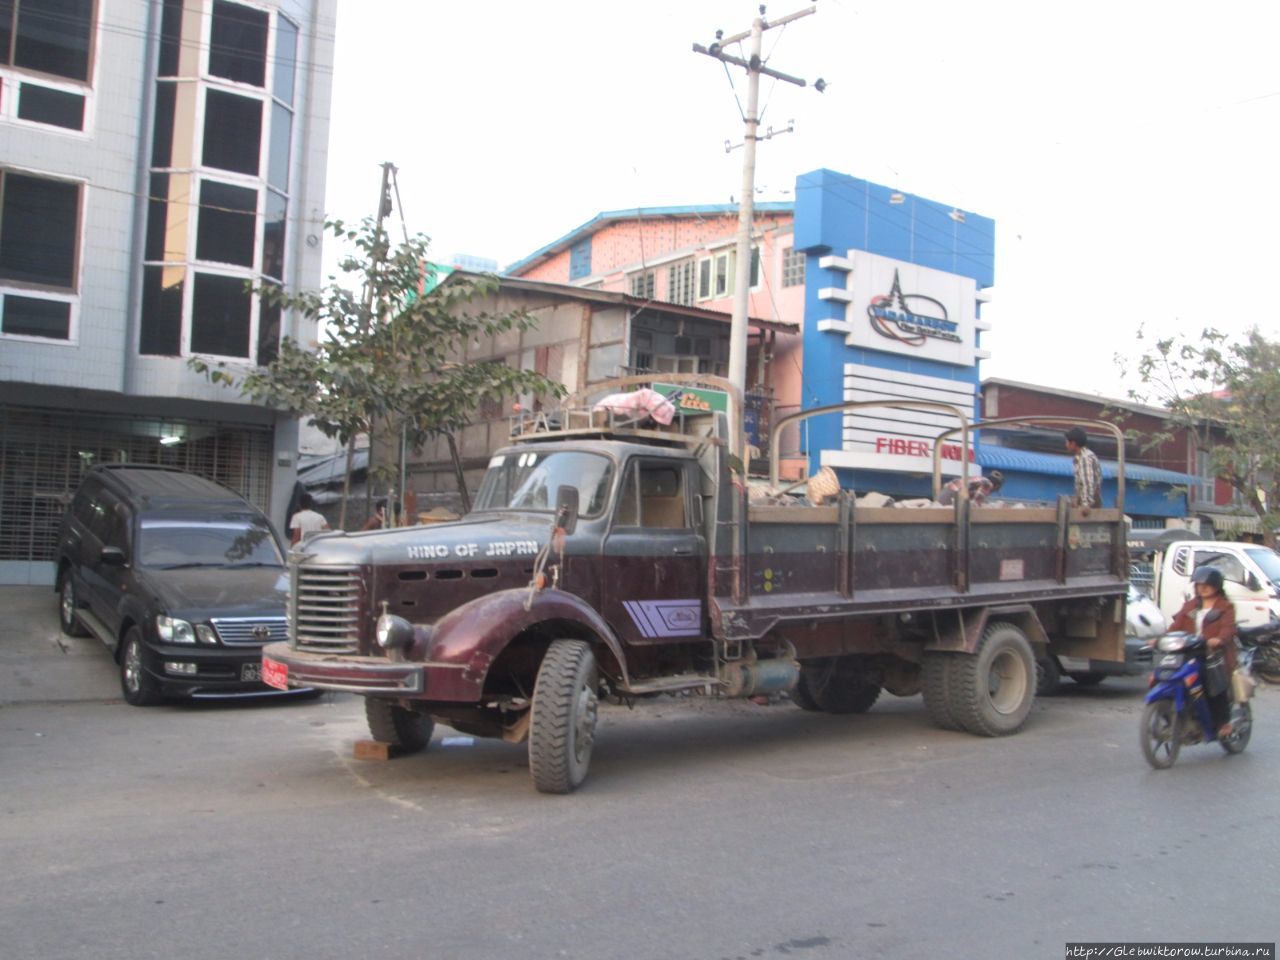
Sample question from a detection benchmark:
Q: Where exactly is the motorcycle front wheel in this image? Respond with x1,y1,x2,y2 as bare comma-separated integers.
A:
1141,699,1181,769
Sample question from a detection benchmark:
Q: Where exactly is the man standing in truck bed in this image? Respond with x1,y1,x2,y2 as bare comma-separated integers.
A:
1065,427,1102,514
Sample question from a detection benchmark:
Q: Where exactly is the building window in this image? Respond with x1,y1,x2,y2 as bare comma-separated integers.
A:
140,265,185,356
630,271,654,299
140,1,298,364
0,0,95,133
666,260,695,306
196,180,257,267
203,89,262,175
16,82,85,129
2,0,94,82
208,0,269,87
782,246,804,287
1196,449,1216,504
698,249,756,300
191,272,251,358
569,237,592,281
0,169,81,342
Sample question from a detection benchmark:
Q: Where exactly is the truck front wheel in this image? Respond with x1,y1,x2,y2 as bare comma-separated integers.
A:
951,623,1036,737
529,639,599,794
365,698,434,753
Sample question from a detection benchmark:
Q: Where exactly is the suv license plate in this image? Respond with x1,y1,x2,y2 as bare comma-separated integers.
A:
241,662,262,682
261,657,288,690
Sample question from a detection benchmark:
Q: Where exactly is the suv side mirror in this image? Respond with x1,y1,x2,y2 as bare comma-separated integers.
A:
554,485,579,535
100,545,127,566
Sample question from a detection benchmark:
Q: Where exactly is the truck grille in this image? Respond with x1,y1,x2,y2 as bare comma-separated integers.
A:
212,617,288,645
292,564,362,653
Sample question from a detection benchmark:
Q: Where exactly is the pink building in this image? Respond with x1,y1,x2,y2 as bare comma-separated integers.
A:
507,204,806,433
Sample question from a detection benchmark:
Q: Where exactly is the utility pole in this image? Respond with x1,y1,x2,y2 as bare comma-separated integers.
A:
694,4,821,395
338,161,395,530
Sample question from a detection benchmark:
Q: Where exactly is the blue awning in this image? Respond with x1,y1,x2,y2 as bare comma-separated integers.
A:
976,445,1194,485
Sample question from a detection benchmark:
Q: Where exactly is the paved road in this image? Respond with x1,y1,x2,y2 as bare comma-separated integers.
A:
3,670,1278,960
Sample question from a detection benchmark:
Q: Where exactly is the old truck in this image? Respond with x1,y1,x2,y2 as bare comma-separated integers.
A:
262,375,1129,793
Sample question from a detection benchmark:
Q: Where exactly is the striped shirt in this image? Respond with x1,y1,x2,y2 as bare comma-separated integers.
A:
1073,447,1102,508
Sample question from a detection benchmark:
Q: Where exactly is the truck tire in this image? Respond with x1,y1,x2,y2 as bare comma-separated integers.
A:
793,659,881,714
365,698,434,752
950,623,1036,737
58,573,90,637
921,653,963,731
529,639,599,794
119,627,163,707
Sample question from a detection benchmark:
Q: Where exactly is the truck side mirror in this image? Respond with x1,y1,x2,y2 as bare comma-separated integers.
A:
100,545,127,566
1246,572,1261,592
554,485,579,535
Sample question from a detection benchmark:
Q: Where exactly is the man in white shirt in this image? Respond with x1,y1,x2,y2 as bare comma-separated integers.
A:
289,492,330,544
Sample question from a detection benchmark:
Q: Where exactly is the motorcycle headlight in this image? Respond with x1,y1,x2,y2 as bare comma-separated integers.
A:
156,615,196,644
1156,632,1193,653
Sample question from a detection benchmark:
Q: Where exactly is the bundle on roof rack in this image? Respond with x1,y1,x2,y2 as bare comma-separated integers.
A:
590,387,677,426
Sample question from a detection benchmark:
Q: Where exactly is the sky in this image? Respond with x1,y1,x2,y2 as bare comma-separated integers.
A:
321,0,1280,401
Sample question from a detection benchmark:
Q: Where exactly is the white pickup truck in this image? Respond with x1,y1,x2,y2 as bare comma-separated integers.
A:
1152,540,1280,629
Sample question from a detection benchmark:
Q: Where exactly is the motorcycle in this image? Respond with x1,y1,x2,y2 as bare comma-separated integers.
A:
1140,631,1253,769
1237,621,1280,685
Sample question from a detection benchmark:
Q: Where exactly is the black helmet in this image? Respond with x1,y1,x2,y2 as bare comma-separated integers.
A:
1191,566,1224,593
988,469,1004,488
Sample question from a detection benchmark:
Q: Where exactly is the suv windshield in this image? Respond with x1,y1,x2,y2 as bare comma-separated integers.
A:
139,518,283,568
473,451,614,517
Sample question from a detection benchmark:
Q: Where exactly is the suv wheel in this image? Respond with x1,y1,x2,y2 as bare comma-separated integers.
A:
120,627,163,707
58,575,90,637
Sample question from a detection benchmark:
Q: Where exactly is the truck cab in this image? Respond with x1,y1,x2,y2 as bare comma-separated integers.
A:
1154,540,1280,629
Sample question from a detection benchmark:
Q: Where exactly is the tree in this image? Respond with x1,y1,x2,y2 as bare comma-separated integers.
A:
192,219,565,527
1119,326,1280,548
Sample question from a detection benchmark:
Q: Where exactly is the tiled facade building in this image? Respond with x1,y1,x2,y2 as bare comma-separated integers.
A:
0,0,335,584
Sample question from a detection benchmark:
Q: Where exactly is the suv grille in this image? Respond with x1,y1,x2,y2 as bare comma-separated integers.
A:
212,617,287,645
292,564,362,653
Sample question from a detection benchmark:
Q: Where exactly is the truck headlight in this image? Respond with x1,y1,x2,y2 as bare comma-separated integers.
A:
156,615,196,644
375,613,413,651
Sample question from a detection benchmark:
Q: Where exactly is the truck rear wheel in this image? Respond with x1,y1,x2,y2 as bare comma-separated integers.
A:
365,698,434,753
921,653,963,731
529,639,599,794
951,623,1036,736
793,659,881,714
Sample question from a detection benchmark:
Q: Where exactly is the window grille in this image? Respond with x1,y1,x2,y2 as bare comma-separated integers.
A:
782,247,805,287
0,405,272,563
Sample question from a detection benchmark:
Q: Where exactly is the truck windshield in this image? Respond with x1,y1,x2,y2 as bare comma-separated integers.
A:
1244,547,1280,584
474,451,614,517
139,519,284,569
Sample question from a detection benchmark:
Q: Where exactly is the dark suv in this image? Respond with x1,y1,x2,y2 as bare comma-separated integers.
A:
55,464,294,705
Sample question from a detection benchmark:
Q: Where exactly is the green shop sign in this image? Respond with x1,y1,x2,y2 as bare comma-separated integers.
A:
652,382,729,414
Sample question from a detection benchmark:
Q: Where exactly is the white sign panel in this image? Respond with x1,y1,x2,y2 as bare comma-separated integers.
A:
817,251,979,366
820,364,976,476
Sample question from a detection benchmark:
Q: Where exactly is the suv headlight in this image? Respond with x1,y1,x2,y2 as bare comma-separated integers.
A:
156,615,197,644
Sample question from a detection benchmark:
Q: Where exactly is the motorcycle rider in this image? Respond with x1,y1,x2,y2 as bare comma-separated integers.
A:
1166,566,1238,738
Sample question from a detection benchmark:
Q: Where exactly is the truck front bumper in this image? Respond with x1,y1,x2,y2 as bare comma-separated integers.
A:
261,642,424,695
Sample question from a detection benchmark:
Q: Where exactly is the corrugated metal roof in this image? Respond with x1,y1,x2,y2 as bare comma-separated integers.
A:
977,445,1195,484
297,448,368,487
504,202,795,276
